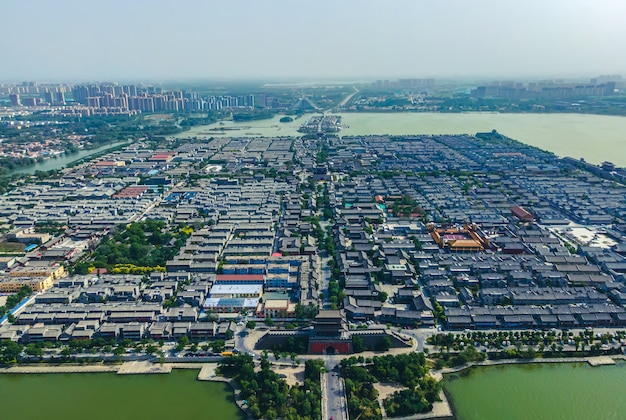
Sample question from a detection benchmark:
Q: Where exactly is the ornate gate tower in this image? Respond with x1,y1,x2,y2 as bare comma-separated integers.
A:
308,310,352,354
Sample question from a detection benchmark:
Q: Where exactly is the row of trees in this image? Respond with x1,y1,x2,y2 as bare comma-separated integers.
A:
433,345,487,369
0,333,237,365
428,329,620,352
428,330,625,368
0,285,33,319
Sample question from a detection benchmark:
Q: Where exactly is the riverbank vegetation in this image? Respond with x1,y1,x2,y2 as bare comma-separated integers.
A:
428,330,626,368
219,353,324,420
0,336,119,365
340,352,440,420
350,89,626,117
0,334,237,366
0,111,195,176
0,114,173,170
232,110,276,122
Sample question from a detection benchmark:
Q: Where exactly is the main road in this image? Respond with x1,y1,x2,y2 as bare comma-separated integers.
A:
335,86,359,110
323,355,348,420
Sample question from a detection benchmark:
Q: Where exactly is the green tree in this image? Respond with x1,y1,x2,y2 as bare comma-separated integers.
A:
25,343,44,358
353,335,366,353
1,341,23,364
176,335,189,352
377,336,392,352
523,346,537,359
433,302,446,323
246,320,256,330
73,262,91,275
210,340,225,354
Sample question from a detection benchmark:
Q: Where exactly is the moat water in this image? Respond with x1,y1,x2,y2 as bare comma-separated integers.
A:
0,369,245,420
2,362,625,419
444,362,626,420
173,112,626,166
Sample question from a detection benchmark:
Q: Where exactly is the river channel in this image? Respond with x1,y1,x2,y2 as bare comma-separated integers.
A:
0,369,245,420
444,362,626,420
172,112,626,166
10,140,130,175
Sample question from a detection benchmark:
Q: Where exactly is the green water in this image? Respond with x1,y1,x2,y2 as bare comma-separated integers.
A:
173,112,626,165
445,362,626,420
10,140,130,175
0,369,245,420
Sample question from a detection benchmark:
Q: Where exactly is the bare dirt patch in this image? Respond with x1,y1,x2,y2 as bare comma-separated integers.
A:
375,382,406,400
0,241,25,253
273,364,306,387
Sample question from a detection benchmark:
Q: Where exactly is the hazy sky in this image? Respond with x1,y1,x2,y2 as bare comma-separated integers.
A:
2,0,625,82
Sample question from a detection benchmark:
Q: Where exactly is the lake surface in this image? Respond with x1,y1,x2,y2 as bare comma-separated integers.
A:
0,369,245,420
444,362,626,420
11,140,130,175
173,112,626,166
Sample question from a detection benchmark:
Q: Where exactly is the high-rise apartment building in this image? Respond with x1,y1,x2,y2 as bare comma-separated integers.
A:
9,94,20,106
44,91,55,104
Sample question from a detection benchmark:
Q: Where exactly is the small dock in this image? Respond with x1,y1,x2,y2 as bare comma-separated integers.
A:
117,361,172,375
587,356,616,367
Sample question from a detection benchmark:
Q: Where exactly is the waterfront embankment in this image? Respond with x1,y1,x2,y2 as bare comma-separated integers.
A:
441,355,626,420
385,355,626,420
195,362,253,419
0,364,120,374
434,354,625,379
445,359,626,420
2,354,624,420
8,140,131,175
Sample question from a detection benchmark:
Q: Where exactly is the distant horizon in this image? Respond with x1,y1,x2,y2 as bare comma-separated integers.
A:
2,0,625,82
1,73,623,87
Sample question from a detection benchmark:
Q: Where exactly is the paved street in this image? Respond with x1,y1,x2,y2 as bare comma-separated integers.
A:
400,327,437,352
323,355,348,420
